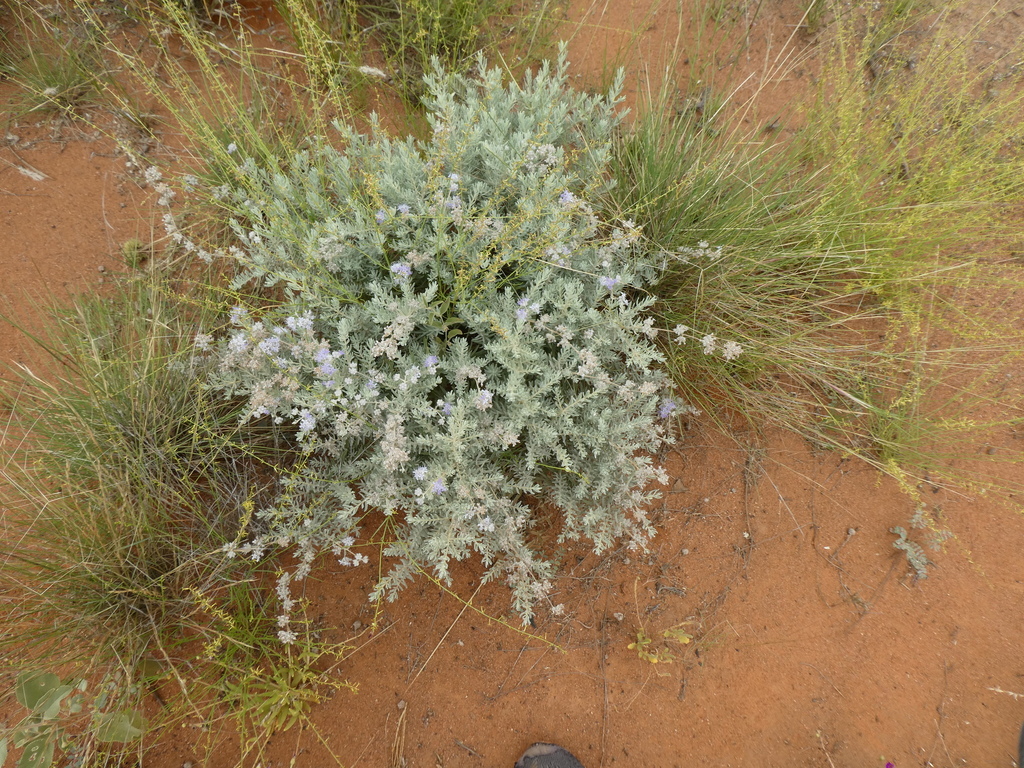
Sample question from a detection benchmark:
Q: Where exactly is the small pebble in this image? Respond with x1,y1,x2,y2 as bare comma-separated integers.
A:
98,265,106,273
612,612,624,622
352,620,362,631
397,700,406,710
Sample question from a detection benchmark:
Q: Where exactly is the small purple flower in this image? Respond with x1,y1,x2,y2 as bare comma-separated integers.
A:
390,262,412,278
515,308,528,321
658,399,677,419
423,355,439,369
599,275,621,291
442,401,453,416
258,336,281,355
375,209,387,224
397,203,411,215
319,362,337,378
476,389,493,411
365,380,378,391
297,410,316,433
517,296,530,307
559,190,575,205
413,466,428,481
314,347,332,364
431,478,447,495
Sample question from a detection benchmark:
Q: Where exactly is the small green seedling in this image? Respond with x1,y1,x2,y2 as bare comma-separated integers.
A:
628,623,693,664
120,238,150,269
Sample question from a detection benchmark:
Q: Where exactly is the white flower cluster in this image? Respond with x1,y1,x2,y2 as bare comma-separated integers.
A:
673,321,744,361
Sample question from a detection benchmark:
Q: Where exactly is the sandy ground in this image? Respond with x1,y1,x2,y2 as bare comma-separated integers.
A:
1,1,1022,766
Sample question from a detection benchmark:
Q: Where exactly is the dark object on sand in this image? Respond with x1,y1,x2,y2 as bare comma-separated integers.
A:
515,743,586,768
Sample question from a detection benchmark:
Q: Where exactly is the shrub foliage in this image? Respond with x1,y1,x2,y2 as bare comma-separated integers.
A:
207,50,675,624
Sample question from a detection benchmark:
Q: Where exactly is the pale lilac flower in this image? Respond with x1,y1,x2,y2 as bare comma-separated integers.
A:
476,389,493,410
258,336,281,355
559,190,575,205
390,262,412,278
423,355,439,369
599,275,621,291
441,401,453,416
477,516,495,532
286,314,314,332
397,203,411,215
375,209,387,224
658,399,677,419
413,466,428,481
431,478,447,495
297,410,316,433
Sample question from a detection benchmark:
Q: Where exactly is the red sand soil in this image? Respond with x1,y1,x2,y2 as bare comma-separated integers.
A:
2,1,1022,766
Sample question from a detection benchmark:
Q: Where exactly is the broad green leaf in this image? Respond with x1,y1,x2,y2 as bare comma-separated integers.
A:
36,686,73,721
137,658,163,680
13,726,37,750
15,673,60,712
94,711,144,743
17,736,54,768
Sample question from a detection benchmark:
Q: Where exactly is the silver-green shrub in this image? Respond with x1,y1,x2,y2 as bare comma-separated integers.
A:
205,49,675,633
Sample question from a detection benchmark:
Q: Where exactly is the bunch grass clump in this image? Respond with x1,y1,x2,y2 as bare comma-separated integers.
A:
0,271,349,765
358,0,518,103
0,2,108,118
201,49,678,625
603,0,1024,480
